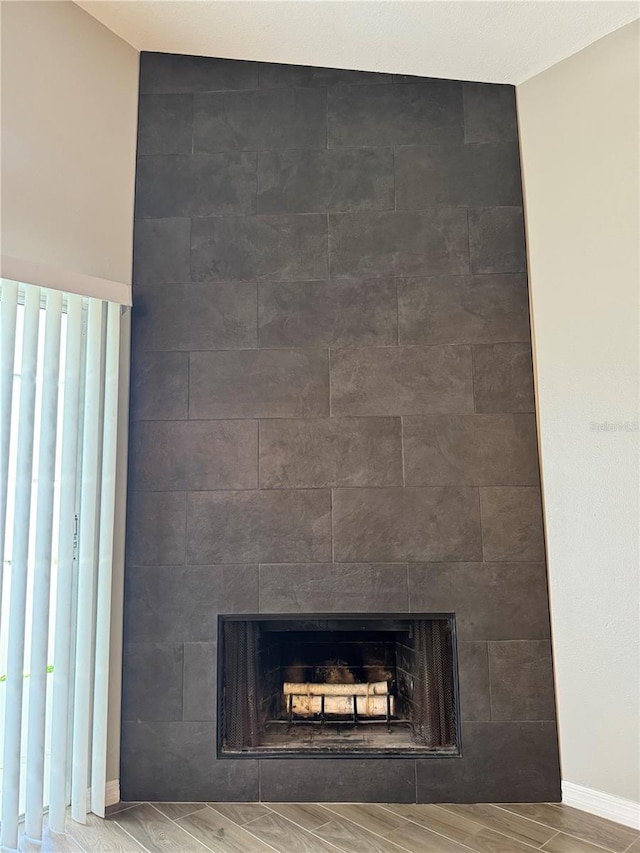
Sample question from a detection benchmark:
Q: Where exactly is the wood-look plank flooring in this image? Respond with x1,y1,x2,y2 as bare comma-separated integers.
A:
12,801,639,853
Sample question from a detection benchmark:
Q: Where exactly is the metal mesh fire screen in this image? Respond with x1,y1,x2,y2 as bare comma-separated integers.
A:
219,615,459,757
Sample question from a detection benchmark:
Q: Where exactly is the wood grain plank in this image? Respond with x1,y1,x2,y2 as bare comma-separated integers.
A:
66,812,149,852
153,803,204,821
240,812,340,853
441,803,556,846
114,803,213,852
322,804,408,837
177,806,277,853
313,815,409,853
265,804,334,831
543,832,626,853
19,826,84,853
209,803,273,826
385,820,476,853
383,803,484,845
498,805,638,853
470,827,540,853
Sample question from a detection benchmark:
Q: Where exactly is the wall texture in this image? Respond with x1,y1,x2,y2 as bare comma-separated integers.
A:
123,53,560,803
518,21,640,808
0,0,138,288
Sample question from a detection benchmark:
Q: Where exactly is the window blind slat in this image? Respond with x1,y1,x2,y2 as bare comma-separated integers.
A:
0,279,19,618
24,290,63,839
91,303,121,817
48,293,83,833
0,285,41,850
70,299,104,824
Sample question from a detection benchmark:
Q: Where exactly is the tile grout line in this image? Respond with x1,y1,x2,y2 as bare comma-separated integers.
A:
145,802,218,853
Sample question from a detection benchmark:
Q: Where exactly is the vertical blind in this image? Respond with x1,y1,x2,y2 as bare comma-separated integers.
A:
0,280,122,847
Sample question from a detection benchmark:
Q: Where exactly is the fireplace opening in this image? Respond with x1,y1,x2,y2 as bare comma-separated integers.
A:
218,614,461,757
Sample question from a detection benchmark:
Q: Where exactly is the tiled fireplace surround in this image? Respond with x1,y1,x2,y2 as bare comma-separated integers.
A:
122,53,561,803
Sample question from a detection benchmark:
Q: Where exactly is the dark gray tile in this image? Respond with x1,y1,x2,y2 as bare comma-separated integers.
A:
121,721,259,801
260,758,417,802
260,64,392,87
189,349,329,419
398,274,530,346
183,643,217,721
132,282,257,352
473,342,535,413
130,420,258,491
395,143,522,209
122,643,183,721
191,214,328,281
333,487,482,562
409,562,551,640
331,346,474,416
416,722,560,802
135,153,257,218
480,486,545,562
257,148,394,214
130,351,188,421
259,563,409,612
126,491,186,566
123,565,258,643
137,94,193,155
458,642,491,722
139,53,259,94
463,82,518,143
327,81,463,147
259,278,397,348
193,88,326,153
187,490,332,564
259,417,402,488
488,641,555,721
329,209,469,277
469,207,527,274
133,218,190,285
403,414,540,486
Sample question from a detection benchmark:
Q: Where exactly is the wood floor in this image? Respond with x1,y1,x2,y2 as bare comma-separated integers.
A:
16,801,640,853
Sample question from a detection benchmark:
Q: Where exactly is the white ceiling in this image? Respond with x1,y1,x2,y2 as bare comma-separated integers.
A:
76,1,639,85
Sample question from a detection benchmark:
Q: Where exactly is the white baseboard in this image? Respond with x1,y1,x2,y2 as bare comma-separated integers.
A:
562,780,640,830
105,779,120,808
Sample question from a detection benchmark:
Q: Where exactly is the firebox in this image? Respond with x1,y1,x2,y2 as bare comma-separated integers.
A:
218,614,461,758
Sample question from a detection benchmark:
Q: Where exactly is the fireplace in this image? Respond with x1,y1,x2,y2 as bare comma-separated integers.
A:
218,614,460,757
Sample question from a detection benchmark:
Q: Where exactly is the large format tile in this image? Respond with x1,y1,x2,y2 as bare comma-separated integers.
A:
480,486,545,561
137,93,193,155
130,420,258,491
182,642,217,722
121,723,259,801
133,218,191,285
327,81,463,147
329,209,469,277
395,142,522,209
473,342,535,413
193,88,327,152
130,351,189,421
123,565,258,643
259,563,409,612
463,82,518,143
133,282,257,351
259,417,402,488
187,490,332,563
457,641,491,722
500,803,639,853
176,806,277,852
191,214,328,281
257,148,394,214
259,757,417,802
398,273,530,346
408,563,551,640
139,53,259,94
402,414,539,486
126,491,186,566
488,640,556,721
259,278,397,348
135,153,256,218
332,487,482,562
331,346,474,416
189,349,329,419
259,63,392,87
469,207,527,274
122,643,183,722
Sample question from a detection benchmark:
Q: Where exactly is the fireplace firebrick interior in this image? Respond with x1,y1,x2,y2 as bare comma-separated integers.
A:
218,614,461,757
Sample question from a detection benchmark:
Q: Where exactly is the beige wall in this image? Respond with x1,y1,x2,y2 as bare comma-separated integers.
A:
1,0,139,289
518,21,640,806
